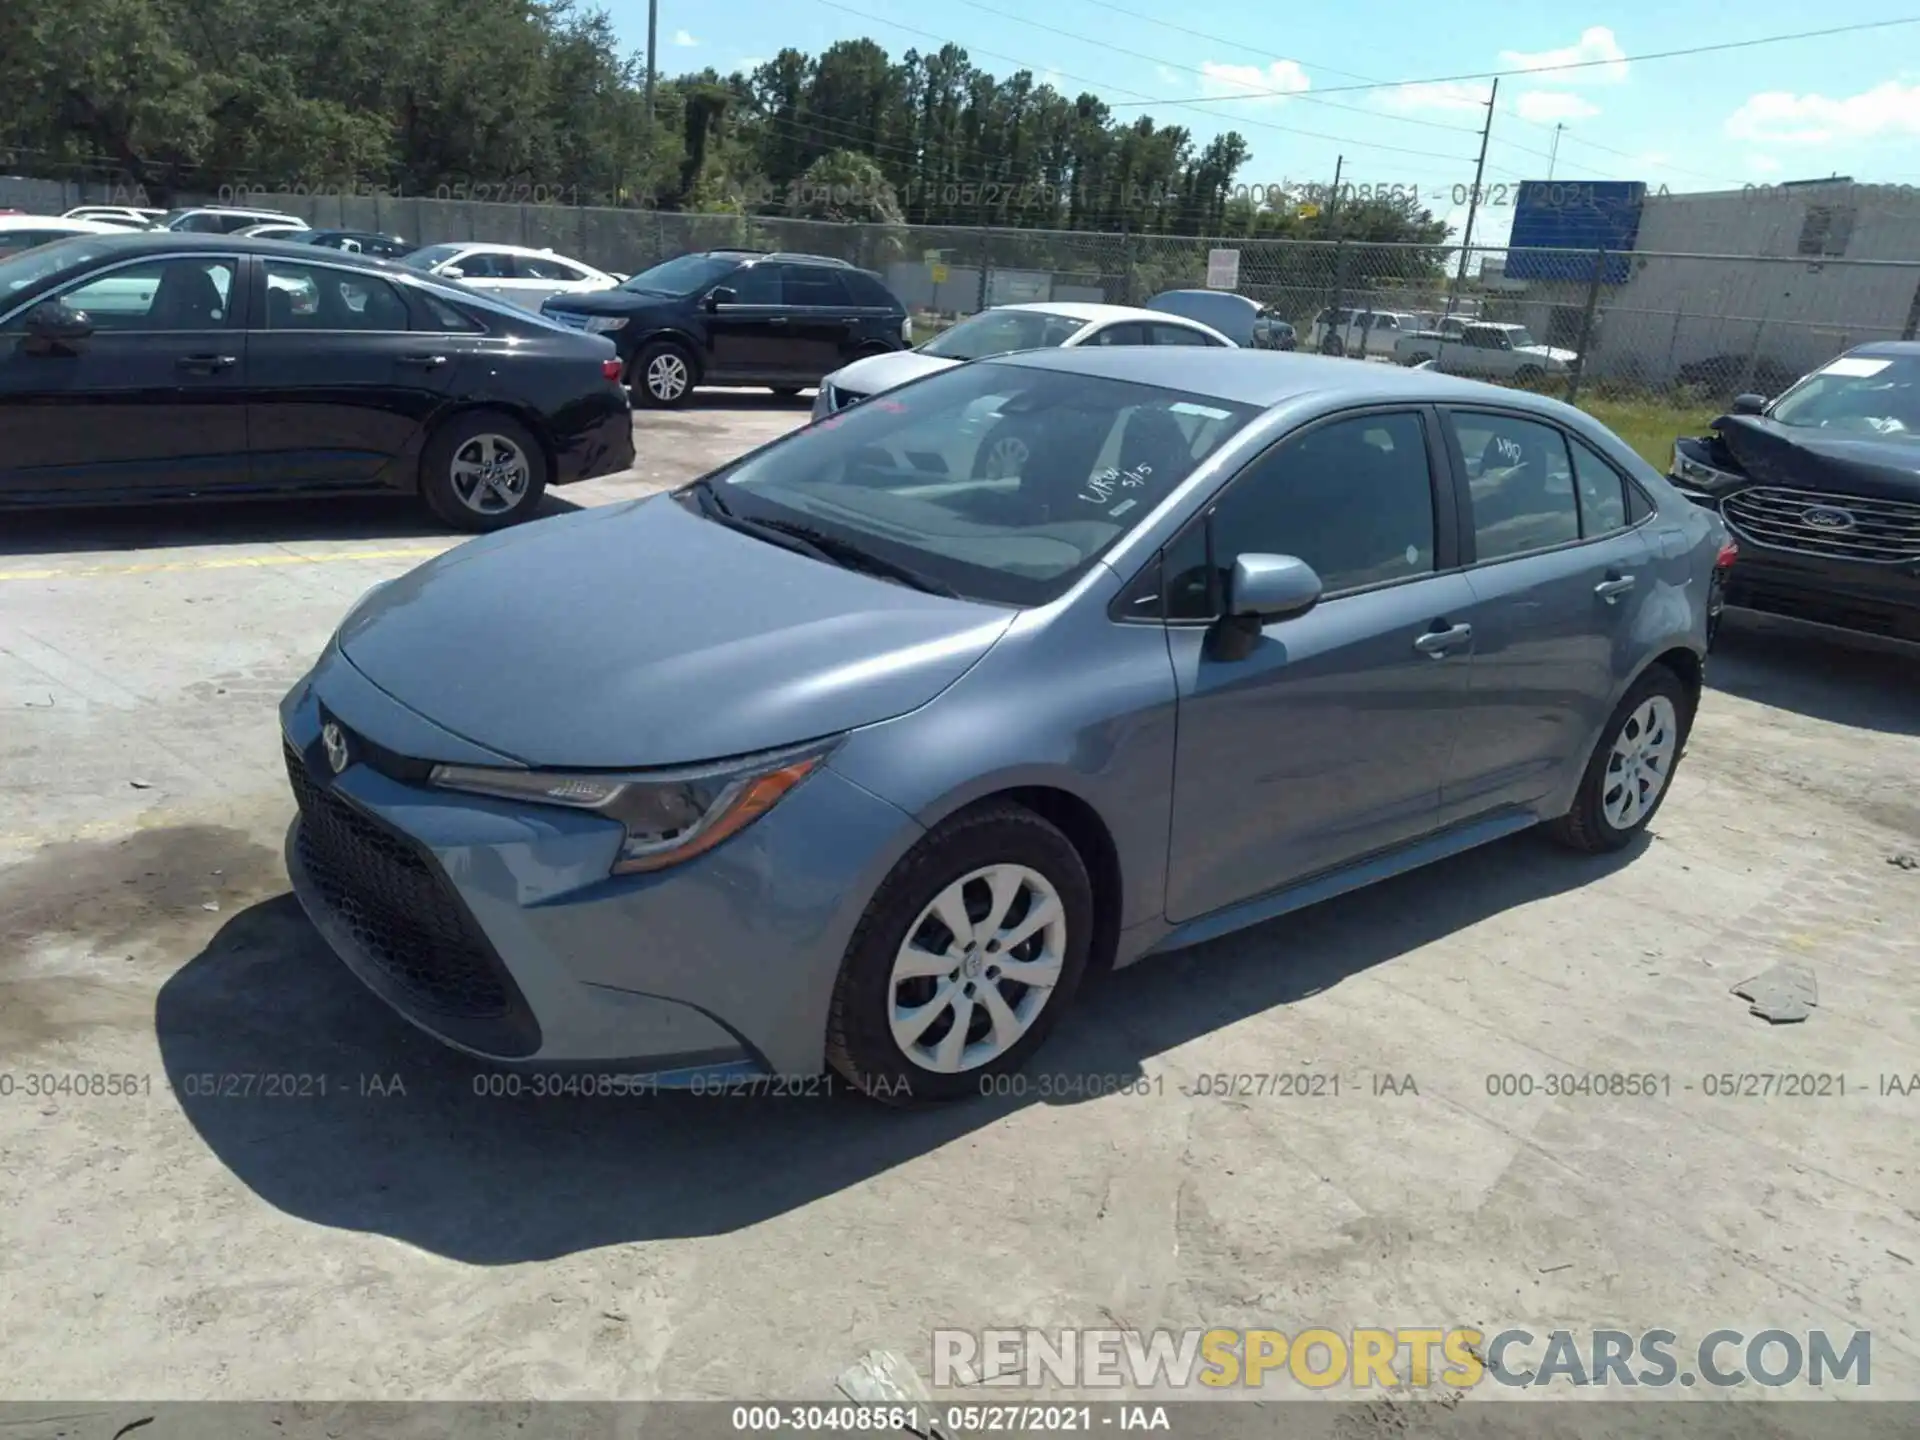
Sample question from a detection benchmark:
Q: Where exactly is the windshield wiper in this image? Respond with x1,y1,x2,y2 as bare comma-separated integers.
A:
751,519,962,598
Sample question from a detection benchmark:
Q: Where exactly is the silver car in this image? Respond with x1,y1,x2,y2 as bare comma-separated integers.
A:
282,350,1728,1104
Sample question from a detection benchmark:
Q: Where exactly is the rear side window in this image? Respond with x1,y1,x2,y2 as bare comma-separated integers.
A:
410,287,483,333
842,269,899,308
1569,437,1630,535
517,254,591,282
783,266,852,306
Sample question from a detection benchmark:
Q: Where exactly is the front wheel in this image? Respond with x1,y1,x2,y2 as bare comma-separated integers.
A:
418,412,549,531
632,340,698,407
825,803,1094,1105
1547,666,1692,853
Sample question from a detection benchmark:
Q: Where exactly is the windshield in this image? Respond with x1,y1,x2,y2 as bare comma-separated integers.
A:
704,360,1260,605
1507,328,1538,348
619,253,742,296
1769,355,1920,438
919,309,1089,361
0,237,113,299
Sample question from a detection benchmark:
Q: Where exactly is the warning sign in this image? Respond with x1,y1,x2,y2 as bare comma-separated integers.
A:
1205,248,1240,289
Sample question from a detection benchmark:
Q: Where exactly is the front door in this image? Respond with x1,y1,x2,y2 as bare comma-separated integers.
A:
0,253,249,500
705,262,801,378
1165,407,1475,923
1435,407,1657,820
245,258,464,491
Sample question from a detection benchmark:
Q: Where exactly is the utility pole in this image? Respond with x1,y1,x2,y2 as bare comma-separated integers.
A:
642,0,658,207
1447,77,1497,319
1326,155,1346,337
1326,153,1343,229
1547,122,1563,180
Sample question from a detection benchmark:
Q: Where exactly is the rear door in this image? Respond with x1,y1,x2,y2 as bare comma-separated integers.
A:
0,252,250,500
245,257,466,492
1434,406,1656,821
779,264,861,377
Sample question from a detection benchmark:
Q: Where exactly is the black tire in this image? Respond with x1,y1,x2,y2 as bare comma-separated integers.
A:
630,339,698,408
418,411,549,532
825,802,1095,1106
1546,664,1693,854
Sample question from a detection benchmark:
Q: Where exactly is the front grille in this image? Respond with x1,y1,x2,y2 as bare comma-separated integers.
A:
1726,580,1920,643
284,740,513,1020
1722,486,1920,564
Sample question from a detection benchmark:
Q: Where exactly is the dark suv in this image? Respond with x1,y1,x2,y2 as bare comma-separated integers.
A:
539,250,910,407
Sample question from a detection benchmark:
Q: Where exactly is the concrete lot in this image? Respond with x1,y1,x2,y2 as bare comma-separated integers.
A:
2,391,1918,1409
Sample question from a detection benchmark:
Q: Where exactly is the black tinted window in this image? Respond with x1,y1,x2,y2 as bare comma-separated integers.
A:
729,264,782,304
842,269,899,307
1151,324,1215,347
1452,412,1580,561
1570,436,1629,534
453,251,514,278
263,261,412,331
1167,412,1437,619
783,266,851,306
411,287,483,333
1090,323,1150,346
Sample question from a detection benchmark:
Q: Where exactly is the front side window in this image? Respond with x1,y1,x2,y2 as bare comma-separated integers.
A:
1452,412,1580,561
451,250,513,278
401,243,464,271
919,309,1088,360
1768,354,1920,439
516,255,592,282
705,361,1260,606
1165,411,1438,619
54,258,236,331
727,264,782,304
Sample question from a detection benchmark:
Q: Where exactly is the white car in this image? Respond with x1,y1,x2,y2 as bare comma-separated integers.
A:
812,302,1236,421
160,206,309,234
61,206,167,229
235,222,313,240
400,242,620,310
0,215,139,260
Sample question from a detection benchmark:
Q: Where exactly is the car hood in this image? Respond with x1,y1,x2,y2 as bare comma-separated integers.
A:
826,350,958,396
540,288,675,318
337,498,1015,769
1711,415,1920,501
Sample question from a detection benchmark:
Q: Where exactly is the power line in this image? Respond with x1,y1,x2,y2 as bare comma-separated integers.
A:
1105,16,1920,105
800,0,1480,164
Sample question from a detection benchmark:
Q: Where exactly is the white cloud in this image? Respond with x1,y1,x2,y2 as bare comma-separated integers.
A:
672,29,698,46
1378,80,1487,114
1514,89,1601,123
1748,154,1783,175
1725,80,1920,144
1198,59,1310,105
1500,27,1629,86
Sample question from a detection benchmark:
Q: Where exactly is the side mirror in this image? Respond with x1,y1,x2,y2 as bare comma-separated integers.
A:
1730,392,1767,416
23,300,93,353
439,265,465,279
1207,554,1322,662
706,286,737,310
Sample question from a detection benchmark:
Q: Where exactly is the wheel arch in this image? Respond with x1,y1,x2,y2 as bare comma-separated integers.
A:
629,326,706,376
417,400,558,495
1546,640,1705,820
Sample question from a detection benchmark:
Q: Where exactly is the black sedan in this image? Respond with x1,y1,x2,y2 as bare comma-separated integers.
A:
0,232,633,530
1669,342,1920,643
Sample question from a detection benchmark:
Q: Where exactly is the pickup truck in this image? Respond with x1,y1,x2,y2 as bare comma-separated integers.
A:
1394,320,1577,382
1310,307,1423,359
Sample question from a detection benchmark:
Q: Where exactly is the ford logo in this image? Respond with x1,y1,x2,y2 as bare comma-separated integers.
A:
1801,506,1856,531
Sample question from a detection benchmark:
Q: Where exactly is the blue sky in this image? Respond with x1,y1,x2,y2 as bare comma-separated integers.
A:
606,1,1920,243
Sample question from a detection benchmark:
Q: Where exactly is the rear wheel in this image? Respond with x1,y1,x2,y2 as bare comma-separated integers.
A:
632,340,698,407
826,803,1094,1105
1547,666,1692,853
418,411,548,531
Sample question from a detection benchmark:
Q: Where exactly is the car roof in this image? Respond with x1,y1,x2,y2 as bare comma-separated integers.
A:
1851,340,1920,357
434,242,597,262
1149,289,1258,307
27,230,423,271
995,345,1571,412
995,301,1210,324
0,215,130,234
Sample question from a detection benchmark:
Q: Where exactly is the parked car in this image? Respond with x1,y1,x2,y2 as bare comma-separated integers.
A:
1395,321,1576,383
294,229,415,259
1674,353,1803,401
1669,343,1920,643
0,232,633,530
1144,289,1291,349
541,249,912,408
814,302,1233,427
0,215,138,260
62,206,166,229
280,348,1723,1102
236,222,312,240
1311,308,1420,358
162,206,309,234
401,242,618,312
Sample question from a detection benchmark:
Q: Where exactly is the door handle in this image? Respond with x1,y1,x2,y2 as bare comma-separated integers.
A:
766,317,789,326
400,353,448,367
178,354,237,373
1414,622,1473,658
1594,574,1637,603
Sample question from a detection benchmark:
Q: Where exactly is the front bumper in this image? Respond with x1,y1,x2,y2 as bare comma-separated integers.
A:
279,656,923,1075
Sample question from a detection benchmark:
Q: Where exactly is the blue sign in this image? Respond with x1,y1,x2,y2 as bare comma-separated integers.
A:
1504,181,1645,283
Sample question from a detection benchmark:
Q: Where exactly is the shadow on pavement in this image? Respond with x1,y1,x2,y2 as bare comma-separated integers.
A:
156,827,1643,1264
0,492,585,559
1708,612,1920,737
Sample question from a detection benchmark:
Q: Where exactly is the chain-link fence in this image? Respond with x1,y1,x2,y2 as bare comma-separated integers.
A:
155,188,1920,411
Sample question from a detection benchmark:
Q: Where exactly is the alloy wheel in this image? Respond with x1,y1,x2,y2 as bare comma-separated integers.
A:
449,433,531,516
646,351,690,402
888,864,1066,1074
1602,695,1678,830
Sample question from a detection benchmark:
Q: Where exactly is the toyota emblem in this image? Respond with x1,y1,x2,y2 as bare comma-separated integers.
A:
1801,505,1855,532
321,721,351,775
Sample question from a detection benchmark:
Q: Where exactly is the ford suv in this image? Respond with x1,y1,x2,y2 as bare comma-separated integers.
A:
539,250,910,407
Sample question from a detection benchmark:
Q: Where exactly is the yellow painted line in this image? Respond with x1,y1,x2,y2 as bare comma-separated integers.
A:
0,545,450,584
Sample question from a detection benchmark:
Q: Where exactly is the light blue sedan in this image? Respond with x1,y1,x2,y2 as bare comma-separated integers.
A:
281,348,1729,1103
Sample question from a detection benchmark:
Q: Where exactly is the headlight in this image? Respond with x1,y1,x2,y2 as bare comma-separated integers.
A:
579,315,627,334
427,738,836,874
1670,444,1744,492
